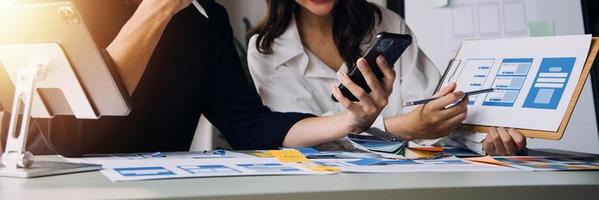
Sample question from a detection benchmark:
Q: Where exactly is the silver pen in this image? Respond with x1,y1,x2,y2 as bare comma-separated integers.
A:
403,88,495,107
192,0,209,19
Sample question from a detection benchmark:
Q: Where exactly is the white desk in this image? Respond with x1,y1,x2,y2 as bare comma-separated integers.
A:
1,155,599,200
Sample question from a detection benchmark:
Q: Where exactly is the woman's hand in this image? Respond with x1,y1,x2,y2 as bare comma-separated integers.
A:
332,56,395,133
483,127,527,156
283,56,394,147
385,83,468,141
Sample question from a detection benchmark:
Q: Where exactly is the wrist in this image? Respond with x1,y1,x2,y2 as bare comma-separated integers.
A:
340,112,365,133
139,0,182,18
384,115,416,141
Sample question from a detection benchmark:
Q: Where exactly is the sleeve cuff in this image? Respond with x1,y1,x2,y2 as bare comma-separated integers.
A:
268,112,316,149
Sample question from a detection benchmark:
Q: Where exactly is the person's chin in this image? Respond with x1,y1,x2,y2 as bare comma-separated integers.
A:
310,9,333,16
310,0,334,5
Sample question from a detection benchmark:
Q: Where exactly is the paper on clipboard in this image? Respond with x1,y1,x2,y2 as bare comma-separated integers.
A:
437,35,593,137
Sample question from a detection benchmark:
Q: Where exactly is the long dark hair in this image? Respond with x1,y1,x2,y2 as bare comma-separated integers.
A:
250,0,382,67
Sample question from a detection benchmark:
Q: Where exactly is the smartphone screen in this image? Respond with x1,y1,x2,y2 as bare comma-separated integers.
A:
332,32,412,102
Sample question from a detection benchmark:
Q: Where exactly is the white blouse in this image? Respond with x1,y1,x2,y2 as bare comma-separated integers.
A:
248,6,472,147
248,7,494,152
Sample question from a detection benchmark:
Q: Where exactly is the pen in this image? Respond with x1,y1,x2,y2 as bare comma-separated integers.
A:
403,88,495,107
192,0,209,19
447,59,462,83
151,152,166,158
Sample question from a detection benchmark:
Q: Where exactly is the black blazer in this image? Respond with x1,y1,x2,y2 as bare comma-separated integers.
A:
25,1,313,156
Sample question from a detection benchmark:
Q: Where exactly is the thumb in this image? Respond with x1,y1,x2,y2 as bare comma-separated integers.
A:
433,82,457,98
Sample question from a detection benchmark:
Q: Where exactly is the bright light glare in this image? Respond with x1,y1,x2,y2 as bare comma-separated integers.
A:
0,0,10,7
0,0,12,10
0,0,15,17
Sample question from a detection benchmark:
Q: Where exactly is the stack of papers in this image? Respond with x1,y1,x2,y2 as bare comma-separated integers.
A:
453,131,487,155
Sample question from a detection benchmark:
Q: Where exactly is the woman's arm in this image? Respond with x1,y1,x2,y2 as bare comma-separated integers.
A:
247,37,397,147
384,83,468,141
284,56,396,147
106,0,192,95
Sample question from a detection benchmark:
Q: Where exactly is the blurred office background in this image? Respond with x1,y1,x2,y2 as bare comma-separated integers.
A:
191,0,599,154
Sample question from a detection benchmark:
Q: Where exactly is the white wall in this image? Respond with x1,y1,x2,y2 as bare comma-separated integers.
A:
405,0,599,154
216,0,267,46
405,0,448,70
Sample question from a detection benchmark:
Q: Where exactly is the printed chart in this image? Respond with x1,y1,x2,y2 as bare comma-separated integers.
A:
178,165,241,175
483,58,533,107
451,59,495,105
523,57,576,109
114,166,176,177
237,163,301,172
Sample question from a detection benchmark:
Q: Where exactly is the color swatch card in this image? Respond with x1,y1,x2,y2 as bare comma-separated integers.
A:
346,134,406,155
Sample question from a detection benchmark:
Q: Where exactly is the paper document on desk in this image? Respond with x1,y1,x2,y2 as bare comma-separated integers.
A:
66,150,335,181
312,157,519,173
68,157,333,182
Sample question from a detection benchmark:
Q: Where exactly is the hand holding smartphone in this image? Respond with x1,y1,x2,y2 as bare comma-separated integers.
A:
332,32,412,102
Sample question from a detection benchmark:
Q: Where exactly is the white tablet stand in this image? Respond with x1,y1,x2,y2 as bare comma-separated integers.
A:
0,44,102,178
0,1,130,178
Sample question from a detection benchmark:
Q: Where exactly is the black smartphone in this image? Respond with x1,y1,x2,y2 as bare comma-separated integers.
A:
332,32,412,102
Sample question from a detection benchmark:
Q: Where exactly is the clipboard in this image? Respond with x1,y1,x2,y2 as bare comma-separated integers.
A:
438,37,598,140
